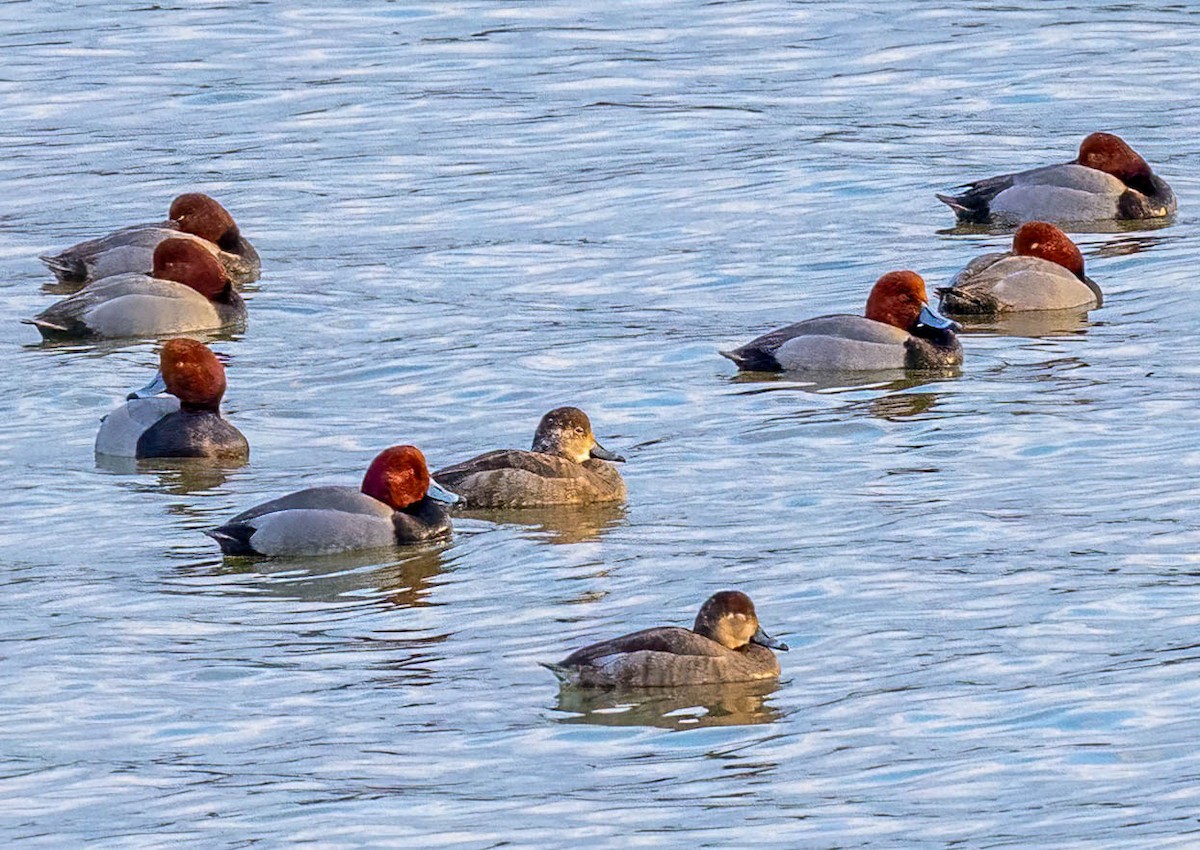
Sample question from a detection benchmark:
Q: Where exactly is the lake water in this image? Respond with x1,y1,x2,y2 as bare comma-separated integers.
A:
3,1,1200,846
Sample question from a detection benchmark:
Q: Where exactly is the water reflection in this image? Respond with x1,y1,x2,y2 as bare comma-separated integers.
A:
552,679,783,730
40,278,89,295
864,391,939,421
731,368,958,395
454,502,627,544
96,453,246,494
199,546,448,607
25,325,246,350
1089,234,1176,259
950,308,1092,338
938,216,1177,237
40,278,265,296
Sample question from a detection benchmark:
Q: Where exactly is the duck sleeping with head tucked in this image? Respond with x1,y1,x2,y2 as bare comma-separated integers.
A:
936,132,1175,225
721,270,961,372
433,407,626,508
938,221,1103,315
95,338,248,461
40,192,260,287
545,591,788,688
27,238,246,340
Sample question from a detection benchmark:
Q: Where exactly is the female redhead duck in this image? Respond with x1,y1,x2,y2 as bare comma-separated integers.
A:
27,238,246,339
40,193,260,286
938,222,1103,315
208,446,460,557
545,591,788,688
96,338,248,460
433,407,626,508
937,132,1175,225
721,271,961,372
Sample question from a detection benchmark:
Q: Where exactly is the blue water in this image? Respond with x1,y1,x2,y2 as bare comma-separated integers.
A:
3,1,1200,846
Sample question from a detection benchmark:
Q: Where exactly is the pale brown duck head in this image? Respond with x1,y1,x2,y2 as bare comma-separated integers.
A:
694,591,788,652
531,407,625,464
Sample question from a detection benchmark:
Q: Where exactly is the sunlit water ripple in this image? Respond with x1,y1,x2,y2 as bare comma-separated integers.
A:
2,1,1200,846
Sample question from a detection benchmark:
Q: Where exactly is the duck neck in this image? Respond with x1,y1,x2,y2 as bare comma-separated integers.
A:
399,496,445,521
179,400,222,415
910,323,957,348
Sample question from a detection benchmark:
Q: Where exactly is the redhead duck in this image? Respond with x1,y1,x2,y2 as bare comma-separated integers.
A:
937,132,1175,225
95,338,248,460
721,271,961,372
545,591,788,687
433,407,626,508
40,193,260,286
939,222,1103,315
27,238,246,339
208,446,460,557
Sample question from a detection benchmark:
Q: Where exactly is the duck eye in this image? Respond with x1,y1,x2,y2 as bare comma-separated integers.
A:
574,426,585,435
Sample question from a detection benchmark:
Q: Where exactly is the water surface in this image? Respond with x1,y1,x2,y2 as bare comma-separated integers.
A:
3,1,1200,846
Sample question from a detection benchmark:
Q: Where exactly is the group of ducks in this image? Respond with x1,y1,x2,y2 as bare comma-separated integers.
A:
25,131,1175,689
723,132,1174,375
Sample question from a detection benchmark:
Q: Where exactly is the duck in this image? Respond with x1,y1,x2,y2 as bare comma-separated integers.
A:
721,271,962,372
40,193,260,286
432,407,626,508
95,338,248,460
938,221,1103,315
937,132,1176,225
26,238,246,340
544,591,788,687
207,445,460,557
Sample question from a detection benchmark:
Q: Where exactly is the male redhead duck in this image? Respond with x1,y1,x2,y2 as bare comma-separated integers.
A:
545,591,788,688
939,222,1103,315
937,132,1175,225
208,446,460,557
95,338,248,461
40,193,260,286
721,271,961,372
27,238,246,339
433,407,626,508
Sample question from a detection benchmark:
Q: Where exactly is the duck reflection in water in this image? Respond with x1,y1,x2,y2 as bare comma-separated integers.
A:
730,367,958,395
553,678,783,730
945,308,1093,339
463,502,628,545
200,545,446,608
95,454,243,495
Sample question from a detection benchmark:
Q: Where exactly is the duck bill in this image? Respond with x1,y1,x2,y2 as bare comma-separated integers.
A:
751,626,788,652
589,441,626,463
917,303,960,332
426,478,462,506
127,371,167,400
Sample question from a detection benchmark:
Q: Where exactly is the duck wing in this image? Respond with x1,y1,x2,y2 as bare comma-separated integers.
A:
39,222,175,281
435,450,576,482
223,486,392,525
721,314,906,370
559,627,726,668
936,172,1018,222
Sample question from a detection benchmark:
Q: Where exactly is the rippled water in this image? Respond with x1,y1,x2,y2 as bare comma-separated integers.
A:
4,1,1200,845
